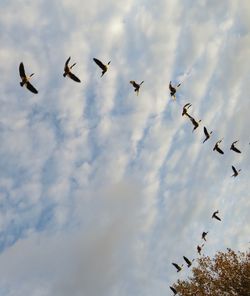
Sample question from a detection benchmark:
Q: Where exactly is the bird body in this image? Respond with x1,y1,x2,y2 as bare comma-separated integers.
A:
172,262,183,272
212,210,221,221
19,62,38,94
169,81,181,100
197,244,204,255
231,165,241,177
93,58,110,77
203,127,212,143
230,141,241,153
202,231,208,241
130,80,144,95
63,57,81,82
213,139,224,154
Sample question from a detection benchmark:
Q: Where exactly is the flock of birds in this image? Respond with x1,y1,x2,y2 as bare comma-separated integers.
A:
18,58,245,296
167,83,245,295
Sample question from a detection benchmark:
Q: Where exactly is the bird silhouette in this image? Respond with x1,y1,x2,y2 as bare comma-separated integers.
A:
202,231,208,241
169,81,181,100
93,58,110,77
182,103,192,116
231,165,241,177
183,256,194,267
130,80,144,95
63,57,81,82
19,62,38,94
230,141,241,153
197,244,204,255
212,210,221,221
186,113,201,132
203,127,212,143
172,262,183,272
169,286,178,295
213,139,224,154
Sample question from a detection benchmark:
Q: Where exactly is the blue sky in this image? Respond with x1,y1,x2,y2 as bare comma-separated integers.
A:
0,0,249,295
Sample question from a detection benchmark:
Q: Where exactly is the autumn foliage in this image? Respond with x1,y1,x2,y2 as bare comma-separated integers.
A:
173,248,250,296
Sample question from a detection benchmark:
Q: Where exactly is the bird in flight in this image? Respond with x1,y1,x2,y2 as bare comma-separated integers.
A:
130,80,144,96
213,139,224,154
19,62,38,94
212,210,221,221
169,286,178,295
172,262,183,272
202,231,208,241
203,127,212,143
182,103,192,116
231,165,241,177
186,113,201,132
230,141,241,153
183,256,194,268
93,58,110,77
169,81,181,100
63,57,81,82
197,244,204,255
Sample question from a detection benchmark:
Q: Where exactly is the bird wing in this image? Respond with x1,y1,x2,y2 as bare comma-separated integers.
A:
93,58,106,70
215,215,221,221
204,126,209,137
170,286,177,294
140,81,144,85
231,145,241,153
184,103,191,108
232,166,237,174
183,256,191,265
26,82,38,94
172,263,179,269
19,62,26,78
68,72,81,83
65,57,71,68
216,146,224,154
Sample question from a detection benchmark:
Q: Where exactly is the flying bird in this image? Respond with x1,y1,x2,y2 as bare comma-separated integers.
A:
169,81,181,100
63,57,81,82
172,262,183,272
182,103,192,116
197,244,204,255
213,139,224,154
202,231,208,241
203,127,212,143
93,58,110,77
231,165,241,177
169,286,178,295
183,256,194,268
230,141,241,153
19,62,38,94
186,113,201,132
212,210,221,221
130,80,144,96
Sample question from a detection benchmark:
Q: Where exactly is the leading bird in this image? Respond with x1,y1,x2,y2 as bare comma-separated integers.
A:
19,62,38,94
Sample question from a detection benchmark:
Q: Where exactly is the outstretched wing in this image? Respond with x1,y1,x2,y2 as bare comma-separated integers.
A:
93,58,106,70
19,62,26,78
232,166,237,175
170,286,177,294
65,57,71,67
204,126,209,137
68,72,81,83
26,82,38,94
231,145,241,153
183,256,191,265
216,146,224,154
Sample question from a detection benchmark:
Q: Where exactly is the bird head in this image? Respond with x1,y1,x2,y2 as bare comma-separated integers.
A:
30,73,35,77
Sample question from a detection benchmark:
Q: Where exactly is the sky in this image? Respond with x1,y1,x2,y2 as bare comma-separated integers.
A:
0,0,249,295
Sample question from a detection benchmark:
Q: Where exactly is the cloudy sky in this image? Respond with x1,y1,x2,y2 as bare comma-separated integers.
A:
0,0,249,295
